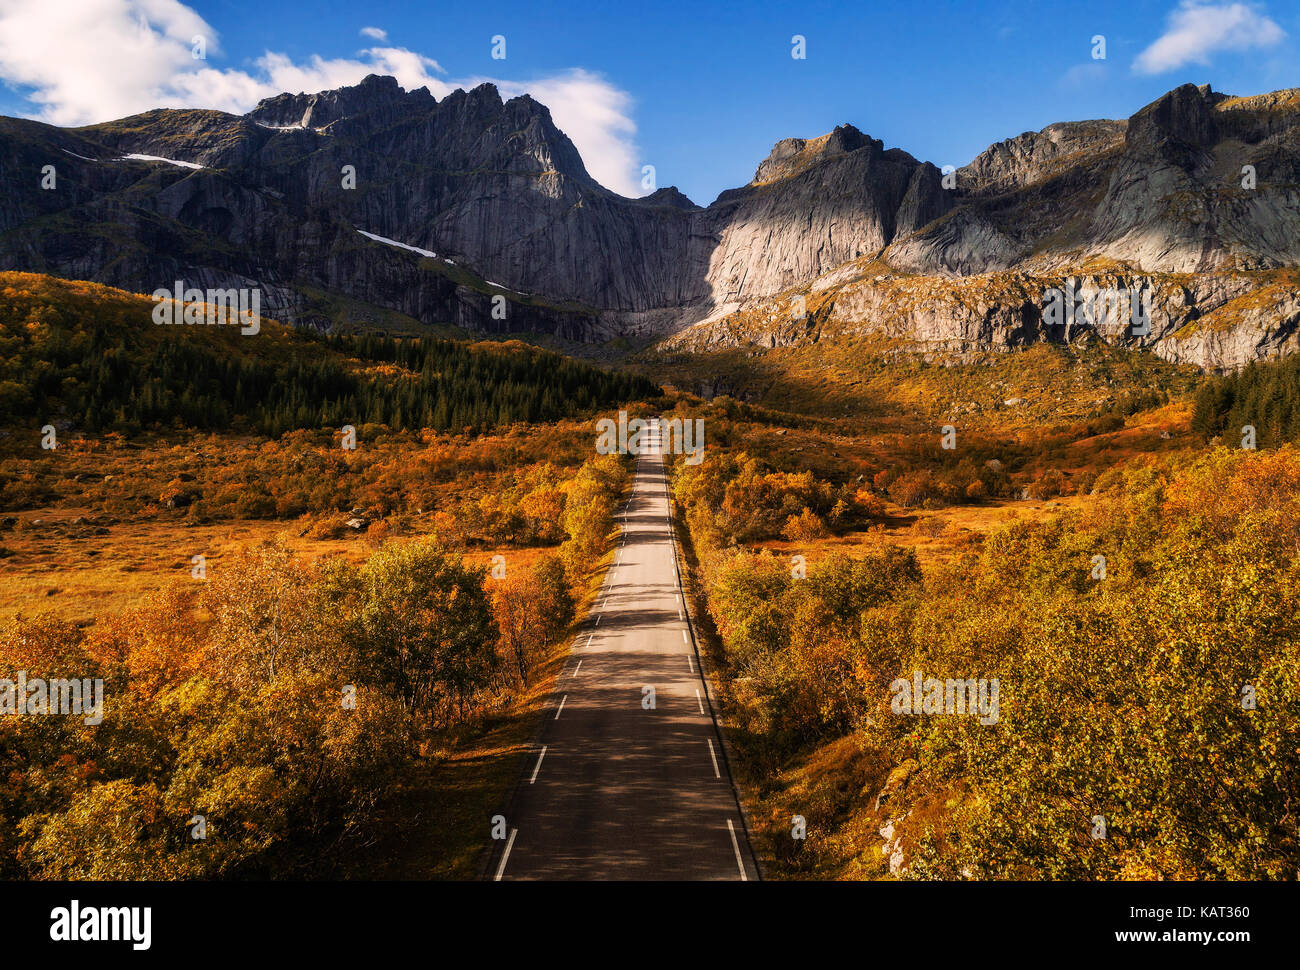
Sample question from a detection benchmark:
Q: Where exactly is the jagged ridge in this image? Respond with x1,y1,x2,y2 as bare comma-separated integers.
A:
0,78,1298,369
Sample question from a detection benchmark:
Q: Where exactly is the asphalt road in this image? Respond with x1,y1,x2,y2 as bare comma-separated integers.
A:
489,427,756,880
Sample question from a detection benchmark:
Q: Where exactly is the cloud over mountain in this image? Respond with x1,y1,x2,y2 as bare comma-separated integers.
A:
1133,1,1285,74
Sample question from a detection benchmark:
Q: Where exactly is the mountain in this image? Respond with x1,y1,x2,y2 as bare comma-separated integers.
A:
1,77,1298,370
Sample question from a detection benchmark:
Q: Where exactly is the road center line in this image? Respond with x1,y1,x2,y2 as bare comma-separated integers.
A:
530,746,547,783
696,689,705,715
707,738,720,778
681,630,688,644
573,659,583,676
554,694,567,719
494,828,518,881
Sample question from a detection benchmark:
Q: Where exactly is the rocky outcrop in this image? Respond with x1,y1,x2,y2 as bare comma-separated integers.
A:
891,83,1300,281
247,73,430,130
662,264,1300,372
959,119,1127,195
751,124,872,183
698,133,951,304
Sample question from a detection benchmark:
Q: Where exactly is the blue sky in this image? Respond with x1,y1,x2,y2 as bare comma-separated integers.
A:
1,0,1296,202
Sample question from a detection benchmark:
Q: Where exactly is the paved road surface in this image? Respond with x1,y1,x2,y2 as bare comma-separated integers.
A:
489,425,756,880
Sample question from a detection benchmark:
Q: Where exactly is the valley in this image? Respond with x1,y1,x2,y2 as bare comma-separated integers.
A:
1,71,1298,885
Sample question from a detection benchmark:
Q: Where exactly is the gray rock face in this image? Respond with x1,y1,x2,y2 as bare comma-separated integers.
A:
1,78,1299,370
698,135,951,304
663,265,1300,372
959,119,1127,196
248,74,428,130
0,77,948,326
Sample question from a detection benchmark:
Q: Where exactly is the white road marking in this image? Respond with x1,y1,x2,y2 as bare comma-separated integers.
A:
530,746,547,783
688,652,695,673
707,738,720,778
696,689,705,715
681,630,689,644
727,820,748,881
494,828,518,881
554,695,567,719
573,659,583,677
596,615,601,627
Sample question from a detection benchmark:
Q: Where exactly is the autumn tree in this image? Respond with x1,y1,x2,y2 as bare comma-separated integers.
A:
347,539,498,724
560,454,628,583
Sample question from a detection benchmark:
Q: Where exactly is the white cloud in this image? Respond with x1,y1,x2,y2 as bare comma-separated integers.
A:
360,26,387,41
0,0,644,196
1134,1,1285,74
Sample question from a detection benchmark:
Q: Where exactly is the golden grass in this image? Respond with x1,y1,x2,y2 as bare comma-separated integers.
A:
0,511,562,626
745,495,1082,567
647,334,1199,429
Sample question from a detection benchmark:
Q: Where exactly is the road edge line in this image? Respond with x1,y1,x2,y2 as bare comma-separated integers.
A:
665,453,765,882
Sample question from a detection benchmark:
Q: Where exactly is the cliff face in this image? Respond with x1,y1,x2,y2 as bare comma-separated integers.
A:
696,129,951,305
661,265,1300,374
670,83,1300,370
1,78,1298,369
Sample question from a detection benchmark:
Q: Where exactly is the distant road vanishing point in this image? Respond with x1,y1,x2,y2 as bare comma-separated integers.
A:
488,424,757,880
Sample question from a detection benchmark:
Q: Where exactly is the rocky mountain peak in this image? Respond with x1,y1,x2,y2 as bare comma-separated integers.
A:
1125,82,1227,168
633,186,699,209
752,123,877,184
494,91,593,184
447,81,504,109
248,73,430,129
960,119,1127,195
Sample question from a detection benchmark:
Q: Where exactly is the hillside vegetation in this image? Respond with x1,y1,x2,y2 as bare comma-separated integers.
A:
1,451,634,878
674,444,1300,879
0,273,659,438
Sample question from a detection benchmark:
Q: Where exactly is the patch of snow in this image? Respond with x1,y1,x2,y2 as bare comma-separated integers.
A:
484,279,527,295
355,229,527,294
119,153,204,170
355,228,439,259
254,121,326,133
